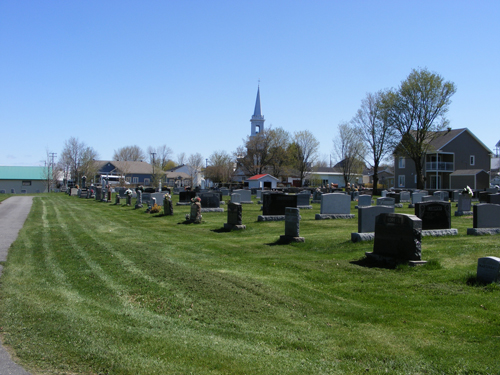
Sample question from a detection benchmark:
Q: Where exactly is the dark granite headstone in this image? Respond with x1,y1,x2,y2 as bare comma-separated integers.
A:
387,192,401,203
227,202,243,225
488,194,500,205
473,203,500,228
198,193,220,208
179,191,197,202
477,257,500,283
414,201,451,230
372,213,422,261
280,207,304,243
478,191,490,203
262,193,297,216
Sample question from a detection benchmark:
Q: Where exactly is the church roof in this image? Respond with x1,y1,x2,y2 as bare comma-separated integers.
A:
246,173,279,181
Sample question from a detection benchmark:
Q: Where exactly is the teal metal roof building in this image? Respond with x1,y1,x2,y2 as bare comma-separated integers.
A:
0,166,50,193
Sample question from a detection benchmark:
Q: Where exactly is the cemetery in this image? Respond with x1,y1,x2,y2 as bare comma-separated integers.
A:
1,191,499,374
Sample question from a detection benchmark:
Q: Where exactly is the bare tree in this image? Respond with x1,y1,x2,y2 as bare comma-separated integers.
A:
290,130,320,186
351,90,396,194
60,137,86,186
176,152,186,165
113,145,145,161
332,122,366,188
80,147,100,184
187,153,204,187
236,131,273,176
386,68,457,189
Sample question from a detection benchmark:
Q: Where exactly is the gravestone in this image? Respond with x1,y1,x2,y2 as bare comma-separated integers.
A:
163,196,173,215
422,195,436,202
95,187,102,200
488,194,500,205
71,188,79,196
486,187,499,194
366,213,424,264
381,190,388,197
478,191,490,203
279,207,304,243
455,194,473,216
115,195,121,205
259,193,297,221
433,191,446,201
387,193,401,203
316,193,354,220
351,191,360,201
189,201,202,223
198,193,222,211
472,204,500,229
220,188,230,196
151,192,165,206
142,193,152,206
256,190,262,200
224,202,245,231
135,190,143,209
357,195,372,208
409,192,425,208
232,189,252,203
312,190,322,202
451,191,460,202
126,194,132,206
231,193,241,204
415,201,454,234
376,197,395,207
356,205,395,234
296,193,312,209
477,257,500,283
400,191,411,202
178,191,196,205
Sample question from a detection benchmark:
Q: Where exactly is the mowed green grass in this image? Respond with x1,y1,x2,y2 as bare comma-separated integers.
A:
1,193,499,374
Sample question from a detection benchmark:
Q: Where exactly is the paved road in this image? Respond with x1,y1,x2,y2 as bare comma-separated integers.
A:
0,196,34,375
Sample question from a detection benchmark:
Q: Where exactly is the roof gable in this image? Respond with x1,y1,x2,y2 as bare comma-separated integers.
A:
246,173,279,181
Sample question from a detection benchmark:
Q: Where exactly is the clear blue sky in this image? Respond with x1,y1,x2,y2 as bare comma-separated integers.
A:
1,0,499,167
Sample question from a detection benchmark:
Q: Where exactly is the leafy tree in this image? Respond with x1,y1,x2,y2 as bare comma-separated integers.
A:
236,131,273,177
351,90,396,194
267,127,291,180
205,150,235,185
112,145,145,161
290,130,320,186
387,68,457,189
332,122,366,188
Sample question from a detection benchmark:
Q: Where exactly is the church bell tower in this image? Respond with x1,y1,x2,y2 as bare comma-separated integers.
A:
250,85,265,137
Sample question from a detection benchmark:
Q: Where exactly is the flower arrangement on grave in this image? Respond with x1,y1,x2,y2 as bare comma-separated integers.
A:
191,197,201,204
164,193,171,200
462,185,473,197
150,203,161,213
125,189,133,196
136,185,144,192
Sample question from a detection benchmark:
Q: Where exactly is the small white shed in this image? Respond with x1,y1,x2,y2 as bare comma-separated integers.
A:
246,174,280,189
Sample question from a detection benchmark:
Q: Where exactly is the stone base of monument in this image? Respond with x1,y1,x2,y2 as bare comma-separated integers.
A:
223,223,246,231
279,235,305,243
240,201,254,204
201,208,224,212
351,232,375,242
297,205,313,209
421,229,458,237
316,214,355,220
365,252,427,266
467,228,500,236
455,210,473,216
176,202,191,206
395,203,403,208
311,200,321,204
258,215,285,222
220,201,225,205
135,204,143,209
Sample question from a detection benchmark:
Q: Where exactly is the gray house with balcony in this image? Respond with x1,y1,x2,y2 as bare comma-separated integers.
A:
394,128,492,190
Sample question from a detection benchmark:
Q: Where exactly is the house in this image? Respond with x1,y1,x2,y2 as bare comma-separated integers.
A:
0,166,51,193
96,161,154,186
165,164,202,187
394,128,492,190
246,174,280,189
363,167,395,189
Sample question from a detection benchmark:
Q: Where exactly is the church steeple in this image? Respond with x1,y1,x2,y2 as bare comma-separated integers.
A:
250,85,265,137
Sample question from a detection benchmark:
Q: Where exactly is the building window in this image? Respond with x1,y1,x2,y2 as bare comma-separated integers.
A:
398,175,405,187
132,177,139,184
144,178,151,186
125,177,131,183
399,157,405,169
470,155,475,166
22,181,32,186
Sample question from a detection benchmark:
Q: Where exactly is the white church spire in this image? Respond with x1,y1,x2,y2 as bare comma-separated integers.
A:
250,85,265,137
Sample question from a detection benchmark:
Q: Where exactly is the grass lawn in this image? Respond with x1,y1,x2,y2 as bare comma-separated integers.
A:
0,193,499,374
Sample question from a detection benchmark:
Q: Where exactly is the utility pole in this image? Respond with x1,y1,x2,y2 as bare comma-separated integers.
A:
48,152,57,192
